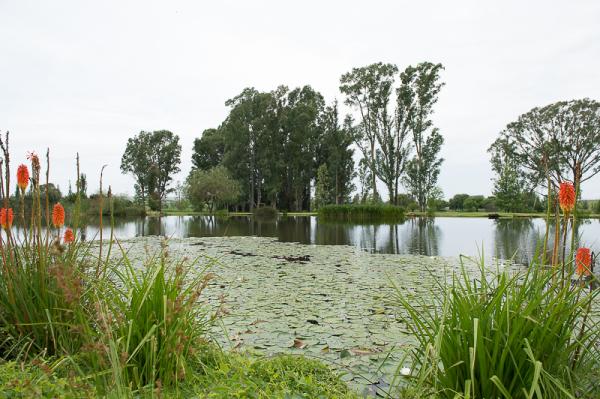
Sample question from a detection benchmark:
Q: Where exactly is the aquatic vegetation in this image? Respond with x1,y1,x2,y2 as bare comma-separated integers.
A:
319,204,404,222
253,205,278,220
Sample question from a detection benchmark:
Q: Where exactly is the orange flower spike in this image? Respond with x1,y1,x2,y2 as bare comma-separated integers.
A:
0,208,14,229
52,203,65,228
63,228,75,244
575,247,592,277
558,182,576,214
16,164,29,191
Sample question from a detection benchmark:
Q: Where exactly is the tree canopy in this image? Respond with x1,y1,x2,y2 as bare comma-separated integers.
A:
489,98,600,191
121,130,181,211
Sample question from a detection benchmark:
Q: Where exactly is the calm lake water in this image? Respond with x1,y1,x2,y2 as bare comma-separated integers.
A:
69,215,600,264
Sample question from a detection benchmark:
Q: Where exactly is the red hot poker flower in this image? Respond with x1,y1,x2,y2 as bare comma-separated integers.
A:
52,203,65,228
63,228,75,244
0,208,14,229
575,247,592,277
558,182,575,214
17,164,29,191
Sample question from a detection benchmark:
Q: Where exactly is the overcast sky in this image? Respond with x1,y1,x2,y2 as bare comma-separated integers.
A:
1,0,599,199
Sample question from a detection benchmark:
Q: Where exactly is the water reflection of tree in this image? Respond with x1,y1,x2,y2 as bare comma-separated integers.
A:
314,220,353,246
494,218,590,265
277,216,311,244
493,219,538,264
402,217,440,256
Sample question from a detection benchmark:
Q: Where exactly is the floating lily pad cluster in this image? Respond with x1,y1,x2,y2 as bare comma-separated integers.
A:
112,236,466,392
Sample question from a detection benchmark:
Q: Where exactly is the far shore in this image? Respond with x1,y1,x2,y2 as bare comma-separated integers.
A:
157,209,600,219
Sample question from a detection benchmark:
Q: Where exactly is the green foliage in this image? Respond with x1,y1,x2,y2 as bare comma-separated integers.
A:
0,361,94,398
489,98,600,189
595,200,600,214
400,62,445,211
448,194,469,211
100,249,213,390
121,130,182,212
40,183,62,203
318,204,404,222
394,193,418,210
193,348,357,398
192,128,225,171
394,257,600,398
0,237,92,358
493,154,524,212
462,195,485,211
218,86,329,211
252,206,278,220
426,187,446,212
317,101,356,205
187,166,241,212
314,164,331,209
86,194,145,217
339,62,399,202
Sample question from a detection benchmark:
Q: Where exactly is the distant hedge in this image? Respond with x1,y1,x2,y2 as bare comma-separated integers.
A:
318,204,404,222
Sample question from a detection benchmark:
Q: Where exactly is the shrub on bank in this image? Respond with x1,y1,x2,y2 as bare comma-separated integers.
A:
253,206,278,219
318,204,404,222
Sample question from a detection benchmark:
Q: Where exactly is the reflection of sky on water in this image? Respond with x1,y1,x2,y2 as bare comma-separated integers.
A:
7,216,599,264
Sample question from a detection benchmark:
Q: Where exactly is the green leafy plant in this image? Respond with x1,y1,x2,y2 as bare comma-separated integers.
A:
96,244,214,392
393,256,600,398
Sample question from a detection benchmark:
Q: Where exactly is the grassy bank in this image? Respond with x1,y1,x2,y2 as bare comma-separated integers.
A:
0,349,356,398
163,208,600,219
410,210,600,218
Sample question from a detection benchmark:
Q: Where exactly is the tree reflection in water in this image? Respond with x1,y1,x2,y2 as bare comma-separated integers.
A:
45,215,599,261
401,217,441,256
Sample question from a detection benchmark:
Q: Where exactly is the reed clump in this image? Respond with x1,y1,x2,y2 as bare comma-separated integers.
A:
318,204,404,222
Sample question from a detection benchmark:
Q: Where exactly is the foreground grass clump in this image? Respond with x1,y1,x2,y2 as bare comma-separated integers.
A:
0,136,358,398
95,247,214,391
0,360,94,398
191,348,357,398
394,256,600,398
318,204,404,222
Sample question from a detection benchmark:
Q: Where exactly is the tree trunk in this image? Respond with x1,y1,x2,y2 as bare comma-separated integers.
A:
370,139,377,200
335,172,340,205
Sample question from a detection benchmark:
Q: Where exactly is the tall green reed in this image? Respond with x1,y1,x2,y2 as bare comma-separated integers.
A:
393,255,599,398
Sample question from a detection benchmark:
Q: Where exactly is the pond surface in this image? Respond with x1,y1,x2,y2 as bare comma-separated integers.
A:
75,215,600,264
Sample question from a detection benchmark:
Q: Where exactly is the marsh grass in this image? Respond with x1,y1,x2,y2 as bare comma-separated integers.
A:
393,255,600,398
92,244,215,392
318,204,404,222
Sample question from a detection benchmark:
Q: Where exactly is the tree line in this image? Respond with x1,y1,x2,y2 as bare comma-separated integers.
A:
186,61,446,212
118,69,599,214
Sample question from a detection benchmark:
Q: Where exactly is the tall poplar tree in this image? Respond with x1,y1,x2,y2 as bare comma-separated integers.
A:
400,62,445,211
340,62,398,201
